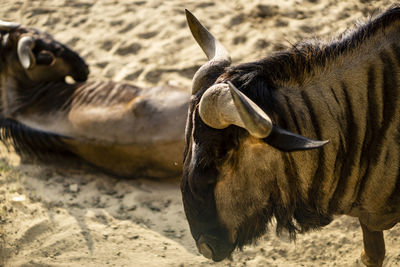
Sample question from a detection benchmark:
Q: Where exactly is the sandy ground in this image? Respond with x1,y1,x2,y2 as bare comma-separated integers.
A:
1,0,400,266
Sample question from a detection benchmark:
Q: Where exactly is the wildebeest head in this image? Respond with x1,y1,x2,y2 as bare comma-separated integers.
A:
0,20,89,87
181,10,329,261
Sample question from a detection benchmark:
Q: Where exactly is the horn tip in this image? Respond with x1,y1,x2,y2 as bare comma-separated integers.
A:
322,139,330,145
306,139,330,149
184,9,193,18
185,9,199,27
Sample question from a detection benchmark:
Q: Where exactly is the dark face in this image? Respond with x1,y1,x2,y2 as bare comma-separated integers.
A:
180,79,331,262
181,97,239,261
181,88,285,262
1,26,89,84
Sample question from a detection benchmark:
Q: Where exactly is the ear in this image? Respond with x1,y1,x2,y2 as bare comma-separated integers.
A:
264,126,329,152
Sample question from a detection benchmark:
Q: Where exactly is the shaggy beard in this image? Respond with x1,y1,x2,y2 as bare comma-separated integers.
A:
234,195,333,250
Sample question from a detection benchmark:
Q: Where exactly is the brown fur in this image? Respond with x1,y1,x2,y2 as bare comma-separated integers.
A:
0,24,189,178
182,5,400,265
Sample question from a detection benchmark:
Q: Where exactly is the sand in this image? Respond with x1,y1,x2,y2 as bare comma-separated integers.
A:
1,0,400,266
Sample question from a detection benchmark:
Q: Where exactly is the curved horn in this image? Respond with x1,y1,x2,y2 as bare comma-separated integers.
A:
0,20,20,31
228,82,273,138
199,82,330,151
185,9,231,95
17,36,36,70
199,82,273,138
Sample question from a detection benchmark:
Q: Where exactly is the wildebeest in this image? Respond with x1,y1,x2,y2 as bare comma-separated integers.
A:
181,6,400,266
0,21,188,178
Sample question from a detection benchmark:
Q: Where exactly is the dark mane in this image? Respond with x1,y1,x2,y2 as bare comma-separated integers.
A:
0,118,75,160
11,81,79,115
220,5,400,95
12,80,142,115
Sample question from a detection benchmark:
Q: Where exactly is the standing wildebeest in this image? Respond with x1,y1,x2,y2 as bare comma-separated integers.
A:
0,21,188,178
181,6,400,266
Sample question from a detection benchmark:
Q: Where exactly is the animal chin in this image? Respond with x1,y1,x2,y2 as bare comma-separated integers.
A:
212,246,235,262
196,235,236,262
197,242,214,260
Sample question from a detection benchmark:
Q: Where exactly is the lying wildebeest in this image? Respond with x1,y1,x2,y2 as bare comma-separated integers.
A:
0,21,188,178
181,6,400,266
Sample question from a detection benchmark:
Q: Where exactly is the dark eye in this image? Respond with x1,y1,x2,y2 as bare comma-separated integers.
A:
200,165,218,185
190,150,218,185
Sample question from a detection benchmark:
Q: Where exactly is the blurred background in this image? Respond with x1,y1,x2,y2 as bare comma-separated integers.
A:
0,1,399,266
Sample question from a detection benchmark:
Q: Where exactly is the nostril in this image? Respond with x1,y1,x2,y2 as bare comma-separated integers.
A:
197,242,213,259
